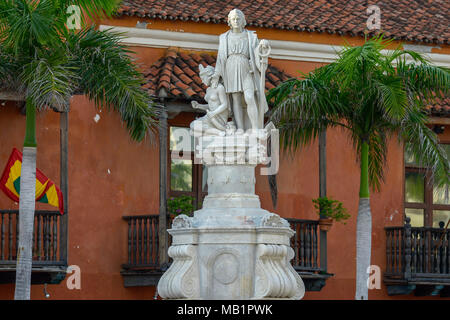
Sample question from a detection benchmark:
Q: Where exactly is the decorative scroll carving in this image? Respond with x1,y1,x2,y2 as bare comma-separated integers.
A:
157,245,200,299
253,244,305,299
260,213,290,228
172,214,193,229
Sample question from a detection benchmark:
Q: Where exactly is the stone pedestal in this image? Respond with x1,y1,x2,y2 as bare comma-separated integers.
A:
157,133,305,300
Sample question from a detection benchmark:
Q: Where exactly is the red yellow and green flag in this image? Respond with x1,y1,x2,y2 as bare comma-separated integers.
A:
0,148,64,214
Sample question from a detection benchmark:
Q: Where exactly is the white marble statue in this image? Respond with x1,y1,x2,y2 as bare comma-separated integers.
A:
157,9,304,301
190,64,231,136
212,8,271,131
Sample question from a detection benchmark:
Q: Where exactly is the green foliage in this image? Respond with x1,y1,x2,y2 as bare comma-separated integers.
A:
0,0,158,141
312,196,350,224
167,195,195,217
65,26,158,140
54,0,121,22
268,35,450,192
170,161,192,192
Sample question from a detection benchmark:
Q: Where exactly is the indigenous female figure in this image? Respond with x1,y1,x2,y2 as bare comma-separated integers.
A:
212,9,270,131
191,64,230,136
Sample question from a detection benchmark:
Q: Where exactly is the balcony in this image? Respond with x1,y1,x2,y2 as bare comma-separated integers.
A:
0,210,67,284
120,214,333,291
384,217,450,297
120,214,166,287
0,111,69,286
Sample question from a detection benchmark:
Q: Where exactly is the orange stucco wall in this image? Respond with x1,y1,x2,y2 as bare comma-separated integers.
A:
0,16,449,300
0,97,159,299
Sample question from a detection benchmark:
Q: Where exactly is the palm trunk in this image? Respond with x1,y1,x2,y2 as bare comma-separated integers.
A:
14,99,37,300
355,142,372,300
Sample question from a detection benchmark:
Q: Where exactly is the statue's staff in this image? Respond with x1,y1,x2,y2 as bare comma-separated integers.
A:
257,40,271,129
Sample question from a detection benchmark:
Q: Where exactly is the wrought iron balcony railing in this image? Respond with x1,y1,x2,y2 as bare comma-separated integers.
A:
122,214,163,269
121,214,332,291
384,217,450,297
0,210,67,284
289,218,323,273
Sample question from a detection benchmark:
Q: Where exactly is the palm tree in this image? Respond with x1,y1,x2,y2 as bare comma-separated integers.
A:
0,0,158,300
267,36,450,300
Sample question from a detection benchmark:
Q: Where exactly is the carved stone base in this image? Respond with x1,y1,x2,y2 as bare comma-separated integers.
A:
158,136,304,300
157,213,305,300
254,244,305,299
157,245,200,299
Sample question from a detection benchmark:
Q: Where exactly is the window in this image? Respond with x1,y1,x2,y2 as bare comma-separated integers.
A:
168,126,208,210
404,144,450,227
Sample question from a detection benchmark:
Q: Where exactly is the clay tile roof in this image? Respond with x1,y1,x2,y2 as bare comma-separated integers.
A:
142,48,290,102
118,0,450,45
428,97,450,116
143,49,449,115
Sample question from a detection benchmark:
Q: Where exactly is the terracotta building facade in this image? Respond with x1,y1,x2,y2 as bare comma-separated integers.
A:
0,1,449,299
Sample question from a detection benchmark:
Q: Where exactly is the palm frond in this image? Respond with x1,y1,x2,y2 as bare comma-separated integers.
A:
66,27,158,141
0,46,20,89
266,77,298,107
330,36,387,89
373,75,408,120
268,68,342,153
20,53,77,111
387,47,429,66
399,109,450,187
397,59,450,105
53,0,121,22
366,130,390,192
277,118,323,154
0,0,62,55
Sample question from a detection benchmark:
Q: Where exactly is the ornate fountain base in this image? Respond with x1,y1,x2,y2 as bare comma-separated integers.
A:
157,161,305,300
157,216,304,299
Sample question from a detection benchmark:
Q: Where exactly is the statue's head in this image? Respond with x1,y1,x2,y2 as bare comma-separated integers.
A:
227,9,246,30
199,64,215,86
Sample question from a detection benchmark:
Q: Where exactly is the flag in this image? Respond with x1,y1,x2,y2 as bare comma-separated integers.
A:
0,148,64,214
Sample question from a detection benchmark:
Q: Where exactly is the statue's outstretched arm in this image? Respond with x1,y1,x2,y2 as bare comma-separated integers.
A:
191,100,209,111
